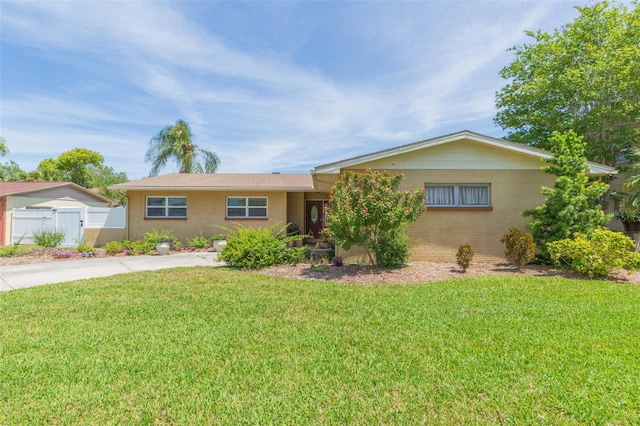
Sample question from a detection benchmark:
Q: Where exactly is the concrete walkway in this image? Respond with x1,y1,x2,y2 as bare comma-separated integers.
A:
0,252,224,291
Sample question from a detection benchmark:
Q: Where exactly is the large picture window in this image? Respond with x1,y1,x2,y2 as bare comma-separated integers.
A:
425,184,490,207
226,197,268,218
146,196,187,218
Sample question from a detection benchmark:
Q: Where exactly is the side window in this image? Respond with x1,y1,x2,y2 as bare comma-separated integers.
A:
146,196,187,218
226,197,268,218
424,184,490,207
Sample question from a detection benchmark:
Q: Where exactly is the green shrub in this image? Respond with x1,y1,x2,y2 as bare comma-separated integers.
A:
103,241,124,254
456,245,474,272
75,239,93,253
143,229,180,247
547,228,640,278
218,224,289,269
0,235,25,257
33,229,65,248
186,232,211,249
500,228,537,269
374,228,410,269
284,246,310,265
130,239,154,256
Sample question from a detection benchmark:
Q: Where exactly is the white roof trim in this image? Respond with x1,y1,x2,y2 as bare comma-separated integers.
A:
2,182,114,203
311,130,617,176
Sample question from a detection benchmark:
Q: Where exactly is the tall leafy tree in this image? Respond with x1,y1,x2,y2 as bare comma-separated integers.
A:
145,119,220,176
29,158,64,182
52,148,104,188
0,136,8,157
0,137,27,181
523,131,611,258
86,164,128,205
495,0,640,167
0,161,28,181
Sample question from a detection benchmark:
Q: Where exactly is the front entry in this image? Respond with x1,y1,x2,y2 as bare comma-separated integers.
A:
305,200,327,239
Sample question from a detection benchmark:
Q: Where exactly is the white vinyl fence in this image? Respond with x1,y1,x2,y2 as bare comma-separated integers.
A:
12,207,126,247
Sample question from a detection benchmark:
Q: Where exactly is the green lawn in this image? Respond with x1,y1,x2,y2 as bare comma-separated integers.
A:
1,267,639,424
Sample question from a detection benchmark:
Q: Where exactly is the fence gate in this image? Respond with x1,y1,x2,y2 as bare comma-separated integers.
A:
55,208,83,247
12,208,83,247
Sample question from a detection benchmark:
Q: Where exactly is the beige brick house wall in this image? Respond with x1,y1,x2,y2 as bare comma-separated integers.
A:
321,169,555,263
124,190,289,244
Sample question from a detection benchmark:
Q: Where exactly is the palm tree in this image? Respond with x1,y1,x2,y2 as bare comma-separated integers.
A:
145,119,220,176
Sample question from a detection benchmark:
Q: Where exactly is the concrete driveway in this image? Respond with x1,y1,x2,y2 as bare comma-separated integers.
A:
0,252,224,291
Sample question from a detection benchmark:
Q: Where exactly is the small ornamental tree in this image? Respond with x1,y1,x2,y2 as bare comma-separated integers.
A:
523,130,611,258
325,169,425,267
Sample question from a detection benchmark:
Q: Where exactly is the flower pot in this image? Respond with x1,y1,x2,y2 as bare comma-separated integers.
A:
213,240,227,252
156,241,170,255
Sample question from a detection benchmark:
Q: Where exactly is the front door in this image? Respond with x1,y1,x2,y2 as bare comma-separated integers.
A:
305,200,326,239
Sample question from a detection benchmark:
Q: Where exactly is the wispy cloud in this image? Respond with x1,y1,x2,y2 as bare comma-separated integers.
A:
1,1,583,179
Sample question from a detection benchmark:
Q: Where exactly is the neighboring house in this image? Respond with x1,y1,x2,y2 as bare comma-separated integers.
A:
0,181,120,247
110,131,617,262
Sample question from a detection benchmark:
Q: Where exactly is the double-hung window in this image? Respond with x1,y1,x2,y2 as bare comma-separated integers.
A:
146,196,187,218
424,184,490,207
226,196,268,218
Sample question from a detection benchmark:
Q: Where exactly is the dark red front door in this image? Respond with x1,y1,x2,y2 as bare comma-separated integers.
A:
305,200,325,238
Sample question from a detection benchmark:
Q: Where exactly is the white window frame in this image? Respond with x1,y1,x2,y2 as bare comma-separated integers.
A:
145,196,187,218
424,184,491,207
226,196,268,218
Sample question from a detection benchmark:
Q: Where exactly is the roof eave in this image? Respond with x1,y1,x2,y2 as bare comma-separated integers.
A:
107,185,316,192
2,182,114,203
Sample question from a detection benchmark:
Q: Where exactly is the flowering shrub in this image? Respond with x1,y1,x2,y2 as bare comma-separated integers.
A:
325,169,425,267
48,248,75,259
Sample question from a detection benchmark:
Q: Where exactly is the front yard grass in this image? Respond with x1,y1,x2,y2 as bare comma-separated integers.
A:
1,268,639,424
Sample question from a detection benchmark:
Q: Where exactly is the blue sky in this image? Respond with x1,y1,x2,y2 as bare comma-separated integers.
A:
1,1,588,180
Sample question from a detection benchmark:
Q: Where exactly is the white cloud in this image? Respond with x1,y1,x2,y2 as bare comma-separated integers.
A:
1,1,587,179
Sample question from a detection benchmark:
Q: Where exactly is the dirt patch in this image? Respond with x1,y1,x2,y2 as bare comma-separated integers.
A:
2,251,639,284
257,261,640,285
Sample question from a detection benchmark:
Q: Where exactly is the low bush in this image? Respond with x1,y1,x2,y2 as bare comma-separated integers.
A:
143,229,181,247
186,232,211,249
34,229,65,248
456,245,474,272
501,228,537,269
103,241,125,255
284,246,310,265
218,223,290,269
547,228,640,277
0,235,25,257
75,239,94,253
374,228,410,269
48,248,75,259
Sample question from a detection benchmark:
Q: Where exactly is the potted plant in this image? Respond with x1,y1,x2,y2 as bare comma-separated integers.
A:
615,208,640,232
286,223,301,247
618,175,640,232
155,239,171,255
